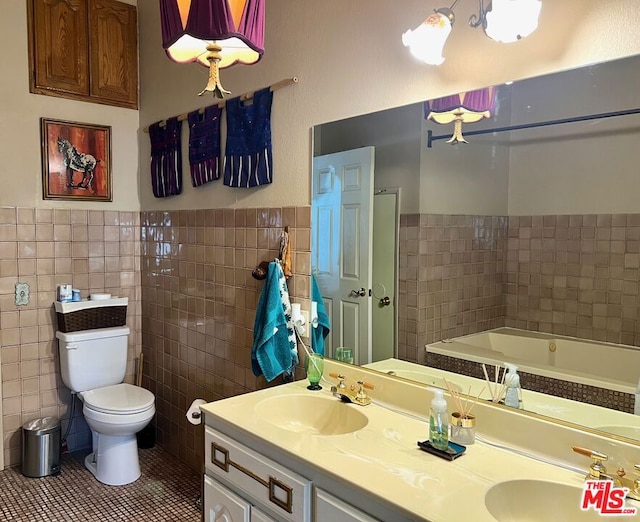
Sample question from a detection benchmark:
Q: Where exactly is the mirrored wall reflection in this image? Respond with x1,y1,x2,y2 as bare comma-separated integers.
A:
312,53,640,440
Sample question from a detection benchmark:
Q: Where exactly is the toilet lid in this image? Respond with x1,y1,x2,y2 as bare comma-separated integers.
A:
82,383,155,415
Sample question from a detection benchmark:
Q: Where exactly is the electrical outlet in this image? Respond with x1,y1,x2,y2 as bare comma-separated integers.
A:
301,310,310,333
15,282,30,306
296,309,310,342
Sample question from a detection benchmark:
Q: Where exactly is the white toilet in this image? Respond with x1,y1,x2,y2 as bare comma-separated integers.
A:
56,326,155,486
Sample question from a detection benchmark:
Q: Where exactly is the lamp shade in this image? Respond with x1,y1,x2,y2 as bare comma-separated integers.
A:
427,87,496,143
160,0,265,68
484,0,542,43
402,10,453,66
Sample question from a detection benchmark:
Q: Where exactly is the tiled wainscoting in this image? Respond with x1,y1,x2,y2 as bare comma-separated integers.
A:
0,208,142,468
3,206,638,471
140,207,311,472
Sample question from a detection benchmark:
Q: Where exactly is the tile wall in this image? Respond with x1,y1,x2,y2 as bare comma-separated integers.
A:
140,207,311,472
398,212,640,370
505,214,640,345
397,214,508,364
3,207,637,469
0,208,141,467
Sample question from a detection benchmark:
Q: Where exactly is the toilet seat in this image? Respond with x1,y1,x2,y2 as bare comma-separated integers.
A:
81,383,154,415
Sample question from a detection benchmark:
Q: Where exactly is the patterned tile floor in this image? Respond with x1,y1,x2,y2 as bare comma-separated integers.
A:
0,447,201,521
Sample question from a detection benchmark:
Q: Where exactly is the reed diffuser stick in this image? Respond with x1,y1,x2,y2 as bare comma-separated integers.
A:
443,379,483,418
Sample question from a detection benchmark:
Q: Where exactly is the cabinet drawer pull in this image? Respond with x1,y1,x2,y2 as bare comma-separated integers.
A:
211,442,230,472
269,476,294,514
210,441,294,514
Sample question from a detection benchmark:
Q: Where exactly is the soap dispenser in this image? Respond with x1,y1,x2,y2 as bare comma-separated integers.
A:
504,363,523,409
429,389,449,451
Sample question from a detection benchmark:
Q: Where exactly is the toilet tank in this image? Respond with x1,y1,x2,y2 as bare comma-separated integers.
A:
56,326,130,392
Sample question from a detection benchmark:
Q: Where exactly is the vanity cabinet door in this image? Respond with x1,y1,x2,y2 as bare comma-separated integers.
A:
315,488,379,522
250,507,277,522
205,427,311,522
204,475,251,522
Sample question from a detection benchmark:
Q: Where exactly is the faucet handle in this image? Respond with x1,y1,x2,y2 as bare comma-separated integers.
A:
329,372,347,389
572,446,608,479
353,380,372,406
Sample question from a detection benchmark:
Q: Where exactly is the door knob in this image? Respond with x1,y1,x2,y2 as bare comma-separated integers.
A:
379,296,391,306
349,288,367,297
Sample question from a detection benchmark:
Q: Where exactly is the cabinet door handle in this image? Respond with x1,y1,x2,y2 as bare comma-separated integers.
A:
269,476,293,513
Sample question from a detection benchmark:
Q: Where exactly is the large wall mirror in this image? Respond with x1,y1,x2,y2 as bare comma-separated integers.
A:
311,53,640,443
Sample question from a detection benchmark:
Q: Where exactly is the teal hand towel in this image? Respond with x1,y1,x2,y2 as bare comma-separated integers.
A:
251,261,298,382
311,273,331,356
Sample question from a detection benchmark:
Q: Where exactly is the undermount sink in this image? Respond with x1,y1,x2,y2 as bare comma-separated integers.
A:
255,394,369,436
596,425,640,440
485,479,634,521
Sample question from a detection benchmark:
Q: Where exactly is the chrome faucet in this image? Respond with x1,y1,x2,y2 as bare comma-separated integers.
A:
572,446,640,500
330,373,373,406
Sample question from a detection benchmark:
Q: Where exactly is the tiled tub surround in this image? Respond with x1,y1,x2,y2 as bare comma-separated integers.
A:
427,351,634,413
0,208,142,468
140,207,311,473
400,212,640,409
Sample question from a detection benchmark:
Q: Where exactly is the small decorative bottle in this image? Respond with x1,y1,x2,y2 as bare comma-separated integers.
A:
429,389,449,450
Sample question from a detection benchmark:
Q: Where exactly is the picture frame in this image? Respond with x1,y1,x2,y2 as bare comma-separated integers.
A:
40,118,112,201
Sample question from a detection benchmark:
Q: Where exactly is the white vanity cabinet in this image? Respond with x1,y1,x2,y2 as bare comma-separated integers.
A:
204,427,311,521
204,475,276,521
203,425,383,522
314,489,379,522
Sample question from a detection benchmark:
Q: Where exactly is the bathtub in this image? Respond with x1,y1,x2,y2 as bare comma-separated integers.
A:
426,328,640,396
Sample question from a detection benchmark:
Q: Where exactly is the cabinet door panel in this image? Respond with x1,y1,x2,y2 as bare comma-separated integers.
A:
204,475,251,522
205,427,311,522
89,0,138,108
315,488,379,522
30,0,89,95
250,507,277,522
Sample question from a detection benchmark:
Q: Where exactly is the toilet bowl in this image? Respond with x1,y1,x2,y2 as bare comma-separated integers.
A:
80,383,155,486
56,325,156,486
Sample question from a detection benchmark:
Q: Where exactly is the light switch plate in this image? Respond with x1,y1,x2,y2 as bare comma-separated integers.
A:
15,282,30,306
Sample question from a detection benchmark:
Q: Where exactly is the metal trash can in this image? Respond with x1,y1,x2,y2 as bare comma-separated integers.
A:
22,417,61,478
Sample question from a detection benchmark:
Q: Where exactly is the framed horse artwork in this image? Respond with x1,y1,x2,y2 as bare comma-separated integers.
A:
40,118,112,201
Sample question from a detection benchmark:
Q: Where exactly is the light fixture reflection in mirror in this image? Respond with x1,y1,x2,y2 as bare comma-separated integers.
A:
311,53,640,445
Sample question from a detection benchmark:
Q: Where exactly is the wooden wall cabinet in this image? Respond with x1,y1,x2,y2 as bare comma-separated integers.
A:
27,0,138,110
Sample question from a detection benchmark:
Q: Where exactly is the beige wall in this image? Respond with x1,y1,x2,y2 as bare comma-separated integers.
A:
2,0,640,471
137,0,640,211
0,0,140,211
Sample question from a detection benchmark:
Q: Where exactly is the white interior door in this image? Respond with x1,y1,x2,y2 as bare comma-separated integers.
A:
312,147,374,365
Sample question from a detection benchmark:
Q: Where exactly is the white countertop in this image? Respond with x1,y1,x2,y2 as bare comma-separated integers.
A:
201,378,626,521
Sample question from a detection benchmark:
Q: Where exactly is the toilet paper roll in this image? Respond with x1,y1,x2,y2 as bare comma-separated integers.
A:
186,399,207,425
